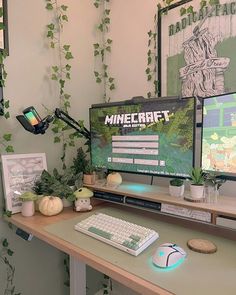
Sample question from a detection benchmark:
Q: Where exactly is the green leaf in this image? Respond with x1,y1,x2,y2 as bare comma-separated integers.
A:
104,17,110,24
107,39,112,44
108,77,114,83
47,31,54,39
0,7,3,18
147,74,152,81
6,145,14,153
94,50,99,56
52,66,59,72
64,93,71,100
147,56,152,65
105,9,110,15
65,52,73,59
2,239,8,247
66,73,70,79
180,7,186,16
63,45,70,51
52,127,59,133
3,134,12,141
187,6,194,14
94,3,99,8
59,79,65,88
61,5,68,11
94,71,99,77
7,249,14,256
50,41,55,48
93,43,100,49
4,100,10,108
46,3,53,10
51,73,58,80
4,111,10,119
65,64,71,71
47,23,55,30
146,68,150,74
54,137,61,143
106,46,111,52
110,84,115,90
96,77,102,83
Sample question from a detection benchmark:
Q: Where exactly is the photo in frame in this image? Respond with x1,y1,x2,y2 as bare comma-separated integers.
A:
1,153,47,214
158,0,236,98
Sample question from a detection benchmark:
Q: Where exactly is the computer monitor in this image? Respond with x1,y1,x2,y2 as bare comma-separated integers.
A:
201,92,236,180
90,96,196,178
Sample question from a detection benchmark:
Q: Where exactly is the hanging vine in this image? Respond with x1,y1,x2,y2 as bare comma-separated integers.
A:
0,239,21,295
93,0,115,103
45,0,85,169
0,5,13,153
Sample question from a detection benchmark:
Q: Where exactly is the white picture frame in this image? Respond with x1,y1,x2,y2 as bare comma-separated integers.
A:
1,153,47,214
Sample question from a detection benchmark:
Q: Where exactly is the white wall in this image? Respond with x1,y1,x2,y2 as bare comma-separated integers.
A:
0,0,235,294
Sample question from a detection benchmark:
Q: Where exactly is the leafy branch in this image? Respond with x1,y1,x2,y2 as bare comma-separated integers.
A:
93,0,115,103
45,0,85,169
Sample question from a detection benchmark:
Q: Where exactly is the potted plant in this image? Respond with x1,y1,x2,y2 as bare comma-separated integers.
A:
20,192,38,217
83,164,96,185
203,170,226,203
169,178,184,198
189,167,205,200
33,170,77,207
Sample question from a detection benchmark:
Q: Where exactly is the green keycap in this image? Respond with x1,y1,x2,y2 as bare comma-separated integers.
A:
129,235,141,242
88,227,112,239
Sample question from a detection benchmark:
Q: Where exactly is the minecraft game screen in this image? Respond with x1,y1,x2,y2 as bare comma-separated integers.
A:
90,97,195,178
202,92,236,178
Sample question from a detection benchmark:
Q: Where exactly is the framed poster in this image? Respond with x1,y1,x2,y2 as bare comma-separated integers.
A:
0,0,8,52
158,0,235,98
1,153,47,213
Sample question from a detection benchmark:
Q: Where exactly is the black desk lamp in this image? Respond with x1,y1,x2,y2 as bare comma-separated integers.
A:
16,106,91,140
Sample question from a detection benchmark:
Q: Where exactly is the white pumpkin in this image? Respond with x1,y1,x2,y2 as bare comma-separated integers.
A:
39,196,63,216
106,172,122,187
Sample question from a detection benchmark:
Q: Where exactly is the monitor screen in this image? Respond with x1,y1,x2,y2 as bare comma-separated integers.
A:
201,92,236,180
90,97,196,178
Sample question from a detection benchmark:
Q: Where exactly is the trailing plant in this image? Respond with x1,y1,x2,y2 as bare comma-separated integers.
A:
71,147,89,174
0,6,13,153
32,169,78,200
93,0,115,103
45,0,86,169
0,239,21,295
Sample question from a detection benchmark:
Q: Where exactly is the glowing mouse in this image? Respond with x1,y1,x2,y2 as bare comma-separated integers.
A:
152,243,186,268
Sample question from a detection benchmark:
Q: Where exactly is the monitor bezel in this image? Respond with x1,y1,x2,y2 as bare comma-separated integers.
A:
200,91,236,181
90,96,196,179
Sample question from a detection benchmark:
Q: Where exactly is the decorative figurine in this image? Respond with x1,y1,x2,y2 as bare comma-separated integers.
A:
74,187,93,212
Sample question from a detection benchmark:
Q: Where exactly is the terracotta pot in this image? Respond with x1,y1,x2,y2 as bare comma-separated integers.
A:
83,173,96,185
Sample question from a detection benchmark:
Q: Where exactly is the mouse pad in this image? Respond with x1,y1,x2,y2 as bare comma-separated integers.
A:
44,205,236,295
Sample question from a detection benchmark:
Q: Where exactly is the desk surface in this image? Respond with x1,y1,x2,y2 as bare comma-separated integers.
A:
9,204,236,295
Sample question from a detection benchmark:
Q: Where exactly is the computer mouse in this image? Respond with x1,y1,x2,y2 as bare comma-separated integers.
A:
152,243,186,268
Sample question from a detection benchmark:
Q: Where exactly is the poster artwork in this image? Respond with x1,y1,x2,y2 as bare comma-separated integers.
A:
160,0,236,97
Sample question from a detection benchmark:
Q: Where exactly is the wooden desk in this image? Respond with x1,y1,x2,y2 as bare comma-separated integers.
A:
8,203,236,295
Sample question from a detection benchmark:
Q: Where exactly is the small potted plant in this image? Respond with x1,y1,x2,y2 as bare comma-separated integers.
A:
83,164,96,185
203,170,226,203
189,167,205,200
169,178,184,198
20,192,38,217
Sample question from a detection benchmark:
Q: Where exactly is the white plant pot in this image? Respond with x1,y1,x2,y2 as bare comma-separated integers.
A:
62,197,73,208
21,201,35,217
169,185,184,198
190,184,204,199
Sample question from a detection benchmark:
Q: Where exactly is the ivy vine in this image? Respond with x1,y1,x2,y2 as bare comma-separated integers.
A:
93,0,115,103
0,4,13,153
0,238,21,295
45,0,85,169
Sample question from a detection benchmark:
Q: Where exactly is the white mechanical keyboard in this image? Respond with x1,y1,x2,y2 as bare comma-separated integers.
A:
74,213,159,256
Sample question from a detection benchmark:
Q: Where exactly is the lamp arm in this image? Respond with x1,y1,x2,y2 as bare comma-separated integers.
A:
54,108,91,140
